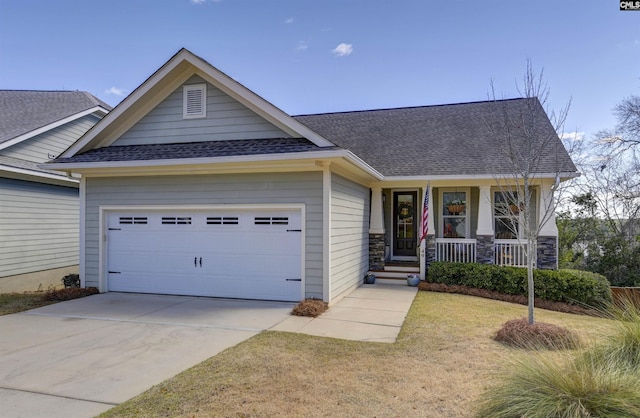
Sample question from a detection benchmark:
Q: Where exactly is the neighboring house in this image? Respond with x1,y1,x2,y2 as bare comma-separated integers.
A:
0,91,110,292
45,49,577,304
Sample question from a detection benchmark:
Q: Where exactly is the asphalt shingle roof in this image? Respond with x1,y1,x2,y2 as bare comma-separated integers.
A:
52,138,334,163
50,97,576,178
293,98,577,176
0,90,111,145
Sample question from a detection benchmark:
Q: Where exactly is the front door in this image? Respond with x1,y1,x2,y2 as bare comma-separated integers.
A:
393,191,417,258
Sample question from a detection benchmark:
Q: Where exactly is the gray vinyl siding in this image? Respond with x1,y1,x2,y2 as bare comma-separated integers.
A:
84,172,323,299
3,115,101,163
0,178,79,277
113,75,290,146
330,174,369,299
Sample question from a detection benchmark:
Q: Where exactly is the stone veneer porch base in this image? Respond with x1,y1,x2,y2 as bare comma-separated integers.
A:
369,233,386,271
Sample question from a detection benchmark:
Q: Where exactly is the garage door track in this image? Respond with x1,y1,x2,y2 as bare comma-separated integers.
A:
0,293,294,418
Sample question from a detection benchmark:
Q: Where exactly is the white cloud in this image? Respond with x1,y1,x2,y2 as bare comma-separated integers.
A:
332,43,353,57
191,0,206,3
560,132,584,141
296,41,308,52
285,17,294,24
105,86,127,97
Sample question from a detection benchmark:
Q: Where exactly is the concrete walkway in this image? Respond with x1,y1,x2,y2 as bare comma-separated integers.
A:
0,284,417,417
272,283,418,343
0,294,294,418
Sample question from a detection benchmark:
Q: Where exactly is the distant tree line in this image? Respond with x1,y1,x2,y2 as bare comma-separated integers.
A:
558,93,640,286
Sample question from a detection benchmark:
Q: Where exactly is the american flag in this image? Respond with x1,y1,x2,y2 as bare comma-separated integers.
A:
420,183,430,243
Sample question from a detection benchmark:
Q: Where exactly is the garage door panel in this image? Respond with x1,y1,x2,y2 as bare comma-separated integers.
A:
106,210,302,301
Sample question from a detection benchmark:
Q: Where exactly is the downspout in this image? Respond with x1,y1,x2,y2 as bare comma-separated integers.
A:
322,162,332,303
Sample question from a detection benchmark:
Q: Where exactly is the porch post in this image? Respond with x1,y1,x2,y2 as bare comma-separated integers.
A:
369,187,386,271
476,185,495,264
537,184,558,269
369,187,385,234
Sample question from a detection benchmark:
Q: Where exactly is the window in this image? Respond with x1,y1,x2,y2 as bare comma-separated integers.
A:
441,190,468,238
207,216,239,225
254,216,289,225
119,216,148,225
161,216,192,225
183,84,206,119
494,192,520,239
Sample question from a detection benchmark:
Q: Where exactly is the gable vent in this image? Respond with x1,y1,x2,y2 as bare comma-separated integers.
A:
183,84,206,119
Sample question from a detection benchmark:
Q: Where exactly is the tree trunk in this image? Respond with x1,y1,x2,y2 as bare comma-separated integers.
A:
527,235,536,324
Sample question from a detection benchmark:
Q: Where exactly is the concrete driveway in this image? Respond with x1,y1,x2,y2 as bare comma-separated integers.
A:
0,293,294,418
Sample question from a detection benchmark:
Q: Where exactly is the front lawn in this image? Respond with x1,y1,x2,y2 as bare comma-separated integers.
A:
0,292,57,315
0,288,99,315
99,291,612,418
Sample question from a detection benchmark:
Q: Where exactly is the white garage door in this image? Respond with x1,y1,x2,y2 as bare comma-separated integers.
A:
106,209,302,301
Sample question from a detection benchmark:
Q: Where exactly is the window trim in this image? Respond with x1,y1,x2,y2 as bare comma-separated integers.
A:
439,188,470,239
183,84,207,119
492,189,522,240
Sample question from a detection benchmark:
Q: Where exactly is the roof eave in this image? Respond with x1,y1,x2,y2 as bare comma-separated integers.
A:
0,106,109,151
42,149,384,181
1,164,79,186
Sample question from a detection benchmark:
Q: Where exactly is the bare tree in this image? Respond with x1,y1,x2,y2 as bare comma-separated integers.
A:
563,92,640,286
486,60,573,324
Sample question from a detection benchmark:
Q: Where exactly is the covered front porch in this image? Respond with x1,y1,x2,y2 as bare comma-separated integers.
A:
368,180,559,280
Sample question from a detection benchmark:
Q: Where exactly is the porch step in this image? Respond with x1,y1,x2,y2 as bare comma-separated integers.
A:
369,263,419,280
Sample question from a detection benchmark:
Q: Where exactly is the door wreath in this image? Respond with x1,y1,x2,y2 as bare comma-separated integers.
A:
398,202,414,220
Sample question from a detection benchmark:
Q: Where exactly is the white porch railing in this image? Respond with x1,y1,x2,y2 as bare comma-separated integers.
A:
435,238,477,263
494,240,528,267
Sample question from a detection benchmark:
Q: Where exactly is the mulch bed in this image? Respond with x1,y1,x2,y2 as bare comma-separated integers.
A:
42,287,99,301
291,298,328,317
418,282,602,317
494,317,581,349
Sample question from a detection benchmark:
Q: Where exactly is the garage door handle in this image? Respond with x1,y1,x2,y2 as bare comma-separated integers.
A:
199,257,202,267
286,278,302,282
194,257,198,267
287,229,302,232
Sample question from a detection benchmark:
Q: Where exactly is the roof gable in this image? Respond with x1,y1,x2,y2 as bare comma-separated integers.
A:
62,48,334,158
0,90,110,150
111,75,293,147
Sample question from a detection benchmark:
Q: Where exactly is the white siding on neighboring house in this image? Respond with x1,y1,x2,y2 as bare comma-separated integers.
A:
3,115,101,163
0,178,79,277
330,174,369,300
112,75,291,146
84,172,324,298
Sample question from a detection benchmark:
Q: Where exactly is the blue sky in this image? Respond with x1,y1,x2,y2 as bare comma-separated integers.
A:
1,0,638,141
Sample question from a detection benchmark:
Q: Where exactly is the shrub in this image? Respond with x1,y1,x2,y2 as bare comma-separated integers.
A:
419,282,602,316
291,298,328,317
427,262,611,308
475,347,640,418
62,273,80,288
42,287,99,301
494,318,580,350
